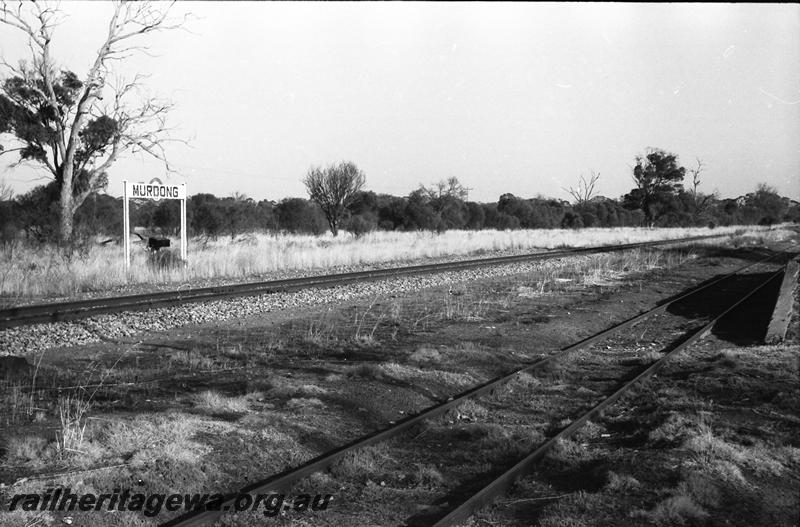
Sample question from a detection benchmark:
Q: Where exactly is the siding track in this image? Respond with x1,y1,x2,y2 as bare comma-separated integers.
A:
160,246,795,527
429,261,789,526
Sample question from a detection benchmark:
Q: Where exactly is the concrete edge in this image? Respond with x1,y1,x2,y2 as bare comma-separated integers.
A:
765,257,800,344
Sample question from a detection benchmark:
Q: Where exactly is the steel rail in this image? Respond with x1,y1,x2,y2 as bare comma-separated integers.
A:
158,248,785,527
0,234,732,329
430,266,788,526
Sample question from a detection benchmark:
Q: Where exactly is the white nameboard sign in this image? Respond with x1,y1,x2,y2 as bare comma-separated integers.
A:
122,178,187,270
127,181,187,200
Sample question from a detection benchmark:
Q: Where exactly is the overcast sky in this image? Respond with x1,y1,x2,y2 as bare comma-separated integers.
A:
1,2,798,202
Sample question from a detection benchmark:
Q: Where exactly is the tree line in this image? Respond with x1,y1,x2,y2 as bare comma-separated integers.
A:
1,148,797,244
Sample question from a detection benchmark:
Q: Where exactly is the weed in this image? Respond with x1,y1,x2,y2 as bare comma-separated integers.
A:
711,350,741,369
646,494,708,526
193,390,250,414
353,298,384,345
574,420,606,441
378,362,475,387
331,444,394,481
304,316,337,345
683,425,786,478
1,384,34,424
604,471,641,491
679,472,721,507
345,363,386,381
286,397,325,410
648,412,705,445
440,294,487,321
640,349,664,363
413,463,445,487
102,412,216,467
410,307,435,332
56,393,91,458
166,349,219,370
545,438,592,467
454,400,489,421
511,372,541,390
408,346,442,364
3,435,55,468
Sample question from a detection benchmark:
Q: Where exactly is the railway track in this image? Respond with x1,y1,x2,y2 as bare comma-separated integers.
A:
430,261,788,526
0,234,733,330
159,247,796,527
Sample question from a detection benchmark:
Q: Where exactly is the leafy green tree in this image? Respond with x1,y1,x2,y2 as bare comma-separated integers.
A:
13,183,60,240
189,194,224,237
221,193,258,239
464,201,485,229
403,189,439,230
376,195,407,230
276,197,327,235
74,192,123,237
623,148,686,226
744,183,788,225
255,199,278,231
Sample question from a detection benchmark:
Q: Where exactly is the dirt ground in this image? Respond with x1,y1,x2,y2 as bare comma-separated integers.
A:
0,236,798,527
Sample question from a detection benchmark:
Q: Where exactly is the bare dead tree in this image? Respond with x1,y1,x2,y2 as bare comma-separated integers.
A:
688,158,703,201
420,176,470,202
564,170,600,206
688,158,713,214
303,161,366,236
0,1,190,242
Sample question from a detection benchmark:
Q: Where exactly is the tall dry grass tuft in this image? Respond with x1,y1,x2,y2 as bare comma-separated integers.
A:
56,393,90,457
0,225,779,300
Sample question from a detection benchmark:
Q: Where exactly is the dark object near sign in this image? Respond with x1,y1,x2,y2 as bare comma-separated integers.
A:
148,237,171,252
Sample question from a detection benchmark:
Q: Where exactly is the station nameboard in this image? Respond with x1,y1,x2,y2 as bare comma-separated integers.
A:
124,179,186,200
122,178,188,269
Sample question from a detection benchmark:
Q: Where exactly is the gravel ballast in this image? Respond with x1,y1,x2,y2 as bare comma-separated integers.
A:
1,255,613,356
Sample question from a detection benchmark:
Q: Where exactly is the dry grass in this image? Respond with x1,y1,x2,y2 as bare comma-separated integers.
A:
439,294,488,321
0,225,776,299
285,397,326,410
649,412,706,445
266,376,329,398
683,425,789,479
56,393,90,459
604,471,641,491
408,346,442,364
330,443,394,481
103,412,218,466
645,494,709,526
454,399,490,421
506,245,703,297
374,362,477,387
413,463,446,487
3,435,56,468
303,315,338,346
193,390,250,414
510,372,542,390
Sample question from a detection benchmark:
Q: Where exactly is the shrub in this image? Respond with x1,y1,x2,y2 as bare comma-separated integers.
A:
344,214,376,237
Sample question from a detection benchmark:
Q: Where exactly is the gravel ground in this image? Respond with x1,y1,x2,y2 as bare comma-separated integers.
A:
1,255,605,356
0,246,555,308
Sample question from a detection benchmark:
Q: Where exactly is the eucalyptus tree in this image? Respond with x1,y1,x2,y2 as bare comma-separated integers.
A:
623,148,686,226
0,1,189,242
